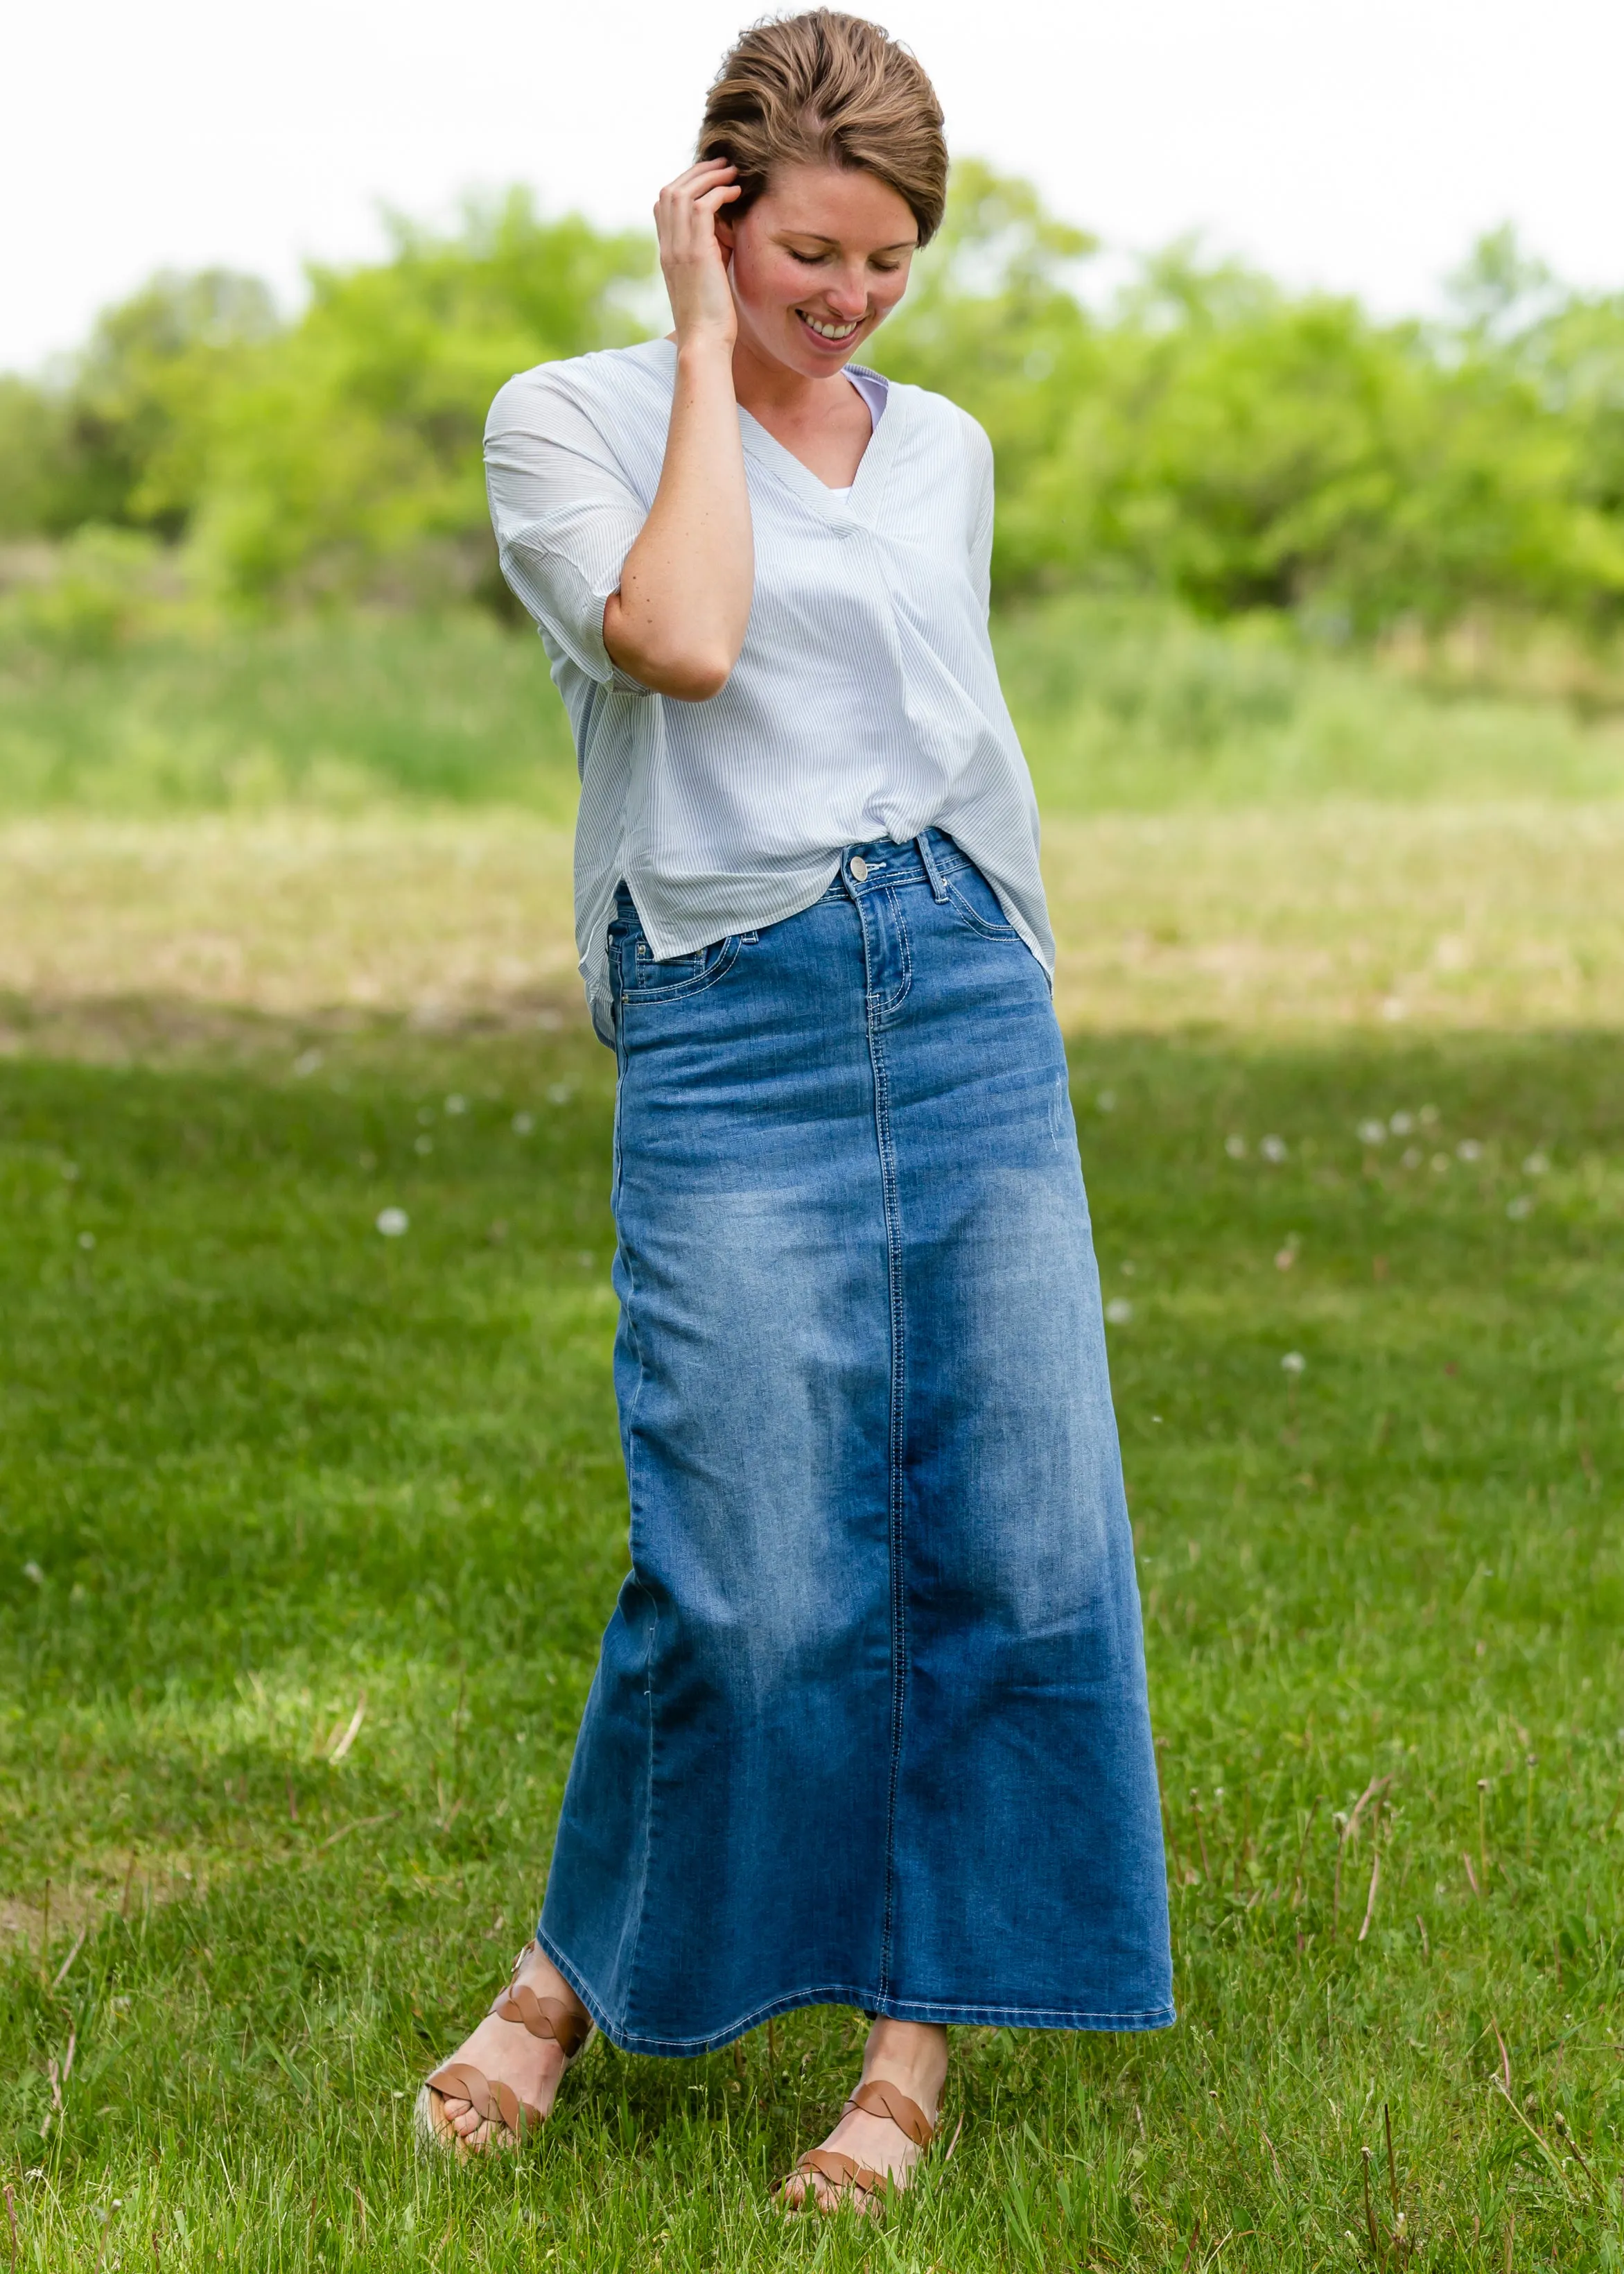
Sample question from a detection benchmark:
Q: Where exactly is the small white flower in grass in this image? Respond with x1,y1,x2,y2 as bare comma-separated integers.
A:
1523,1152,1551,1177
293,1048,323,1077
1456,1139,1483,1162
444,1093,467,1116
1260,1134,1287,1163
1281,1351,1306,1375
78,1231,96,1251
1096,1090,1117,1113
1225,1134,1248,1158
1105,1298,1134,1324
546,1083,577,1106
1356,1119,1386,1146
512,1111,534,1135
1507,1195,1534,1220
414,1135,434,1156
376,1207,409,1238
24,1561,44,1586
1390,1111,1414,1136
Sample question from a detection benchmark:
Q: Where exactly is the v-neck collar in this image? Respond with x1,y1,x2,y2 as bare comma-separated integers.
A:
654,340,903,521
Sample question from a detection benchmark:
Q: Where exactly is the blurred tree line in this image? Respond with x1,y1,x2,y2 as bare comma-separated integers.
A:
3,165,1623,635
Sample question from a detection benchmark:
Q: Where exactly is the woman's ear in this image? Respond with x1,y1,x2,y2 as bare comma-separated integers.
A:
714,209,737,256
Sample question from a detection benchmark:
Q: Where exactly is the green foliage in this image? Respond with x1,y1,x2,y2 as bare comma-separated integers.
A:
6,173,1624,633
189,194,652,605
875,186,1624,627
1,1021,1621,2264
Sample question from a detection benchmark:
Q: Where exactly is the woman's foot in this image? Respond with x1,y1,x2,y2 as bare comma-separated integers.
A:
419,1942,593,2154
778,2018,948,2214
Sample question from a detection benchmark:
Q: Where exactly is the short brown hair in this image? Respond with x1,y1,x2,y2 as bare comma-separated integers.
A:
699,11,948,247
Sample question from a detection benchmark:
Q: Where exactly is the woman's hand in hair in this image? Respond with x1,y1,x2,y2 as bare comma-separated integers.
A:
655,160,742,352
604,164,753,699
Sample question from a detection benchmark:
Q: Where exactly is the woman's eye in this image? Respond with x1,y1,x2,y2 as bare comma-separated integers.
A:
787,248,829,266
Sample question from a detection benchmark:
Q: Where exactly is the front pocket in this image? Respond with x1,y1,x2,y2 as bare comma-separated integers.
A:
620,930,744,1004
943,865,1022,941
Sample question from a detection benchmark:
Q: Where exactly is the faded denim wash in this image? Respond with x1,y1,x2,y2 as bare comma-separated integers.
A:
538,831,1173,2055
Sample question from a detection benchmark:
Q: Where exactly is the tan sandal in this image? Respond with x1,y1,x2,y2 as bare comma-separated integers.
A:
414,1941,594,2157
775,2077,937,2212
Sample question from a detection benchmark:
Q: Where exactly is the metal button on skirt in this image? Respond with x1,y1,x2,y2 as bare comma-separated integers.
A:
536,831,1173,2054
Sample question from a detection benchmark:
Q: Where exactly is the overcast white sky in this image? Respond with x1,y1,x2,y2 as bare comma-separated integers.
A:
4,0,1620,372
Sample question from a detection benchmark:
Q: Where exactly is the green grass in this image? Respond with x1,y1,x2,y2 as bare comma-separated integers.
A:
5,598,1624,818
3,1016,1622,2268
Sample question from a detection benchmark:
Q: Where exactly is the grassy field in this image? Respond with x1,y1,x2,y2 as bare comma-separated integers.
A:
3,608,1623,2268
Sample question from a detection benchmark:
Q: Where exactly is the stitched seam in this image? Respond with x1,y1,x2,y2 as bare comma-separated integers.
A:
858,894,909,2000
943,876,1021,939
621,932,742,1005
609,1009,657,2044
875,885,912,1021
530,1963,1177,2057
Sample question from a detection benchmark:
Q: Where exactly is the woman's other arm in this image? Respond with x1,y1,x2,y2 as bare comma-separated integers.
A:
603,162,753,701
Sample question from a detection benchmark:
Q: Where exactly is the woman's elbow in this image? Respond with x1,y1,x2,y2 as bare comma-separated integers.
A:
610,634,736,701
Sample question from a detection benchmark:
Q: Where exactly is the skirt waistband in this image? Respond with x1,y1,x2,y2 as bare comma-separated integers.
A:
817,828,972,904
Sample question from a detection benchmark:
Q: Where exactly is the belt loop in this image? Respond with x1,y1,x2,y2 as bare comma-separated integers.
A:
916,830,949,903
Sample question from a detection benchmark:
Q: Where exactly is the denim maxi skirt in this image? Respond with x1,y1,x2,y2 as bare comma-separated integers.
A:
538,831,1173,2054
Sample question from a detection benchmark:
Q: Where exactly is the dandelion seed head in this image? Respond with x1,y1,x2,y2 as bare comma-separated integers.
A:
444,1094,467,1116
1431,1153,1451,1173
1095,1090,1117,1113
1456,1139,1483,1162
1260,1134,1288,1163
23,1561,44,1586
375,1207,409,1238
1402,1146,1423,1169
1523,1151,1551,1176
1507,1195,1534,1220
1105,1297,1134,1324
1225,1134,1248,1158
293,1048,323,1077
1418,1104,1440,1127
512,1111,534,1135
78,1231,96,1250
1389,1111,1414,1136
1356,1119,1386,1146
414,1135,434,1156
1281,1351,1307,1375
546,1083,577,1106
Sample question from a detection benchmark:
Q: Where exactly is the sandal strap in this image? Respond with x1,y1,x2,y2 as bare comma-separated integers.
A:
490,1979,592,2058
794,2148,888,2199
424,2061,542,2141
844,2078,936,2148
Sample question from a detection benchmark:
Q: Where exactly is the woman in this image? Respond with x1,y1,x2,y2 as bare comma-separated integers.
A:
418,8,1172,2209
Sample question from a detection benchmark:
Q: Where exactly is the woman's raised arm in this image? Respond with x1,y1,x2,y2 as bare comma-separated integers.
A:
602,162,754,702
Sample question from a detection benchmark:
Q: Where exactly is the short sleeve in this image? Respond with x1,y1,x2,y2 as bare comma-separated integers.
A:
484,370,654,693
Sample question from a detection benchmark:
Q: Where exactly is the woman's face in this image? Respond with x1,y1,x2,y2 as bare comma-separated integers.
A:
717,162,918,378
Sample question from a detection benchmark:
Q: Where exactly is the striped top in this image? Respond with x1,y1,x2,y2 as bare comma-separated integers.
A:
484,336,1054,1041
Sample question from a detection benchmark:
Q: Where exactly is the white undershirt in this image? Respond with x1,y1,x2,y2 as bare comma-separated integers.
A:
828,365,888,499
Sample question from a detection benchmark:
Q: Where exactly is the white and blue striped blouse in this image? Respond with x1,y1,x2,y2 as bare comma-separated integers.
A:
484,337,1054,1041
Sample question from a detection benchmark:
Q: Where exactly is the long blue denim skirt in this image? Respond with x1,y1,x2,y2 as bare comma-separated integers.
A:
539,831,1173,2054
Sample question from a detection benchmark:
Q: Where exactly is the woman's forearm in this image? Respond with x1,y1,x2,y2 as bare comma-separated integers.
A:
603,335,753,701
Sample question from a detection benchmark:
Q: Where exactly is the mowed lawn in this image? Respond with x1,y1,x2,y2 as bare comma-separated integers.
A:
2,611,1623,2268
3,1010,1621,2269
